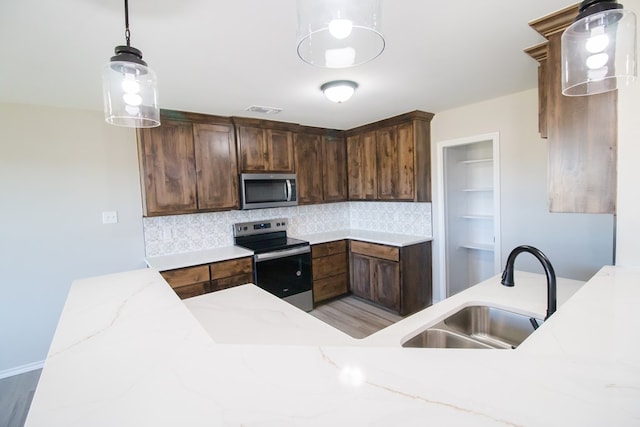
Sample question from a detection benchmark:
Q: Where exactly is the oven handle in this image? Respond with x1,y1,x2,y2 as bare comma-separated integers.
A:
254,245,310,262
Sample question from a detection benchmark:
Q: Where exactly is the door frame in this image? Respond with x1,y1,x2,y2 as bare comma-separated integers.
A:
434,132,501,301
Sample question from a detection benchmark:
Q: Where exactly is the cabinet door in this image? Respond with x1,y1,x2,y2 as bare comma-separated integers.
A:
194,123,239,210
347,131,377,200
349,253,373,300
138,120,198,216
377,123,415,200
237,126,266,172
545,33,616,213
373,259,400,312
266,129,294,172
322,135,348,201
294,132,324,204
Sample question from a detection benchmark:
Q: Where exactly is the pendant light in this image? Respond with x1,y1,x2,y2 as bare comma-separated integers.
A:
102,0,160,127
321,80,358,103
561,0,637,96
297,0,385,68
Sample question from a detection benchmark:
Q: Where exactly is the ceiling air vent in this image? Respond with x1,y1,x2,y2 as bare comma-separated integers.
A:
245,105,282,115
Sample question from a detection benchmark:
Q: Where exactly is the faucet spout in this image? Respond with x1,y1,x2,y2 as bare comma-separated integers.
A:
501,245,557,320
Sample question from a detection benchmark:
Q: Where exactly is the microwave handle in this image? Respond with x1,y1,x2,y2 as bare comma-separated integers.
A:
286,179,293,202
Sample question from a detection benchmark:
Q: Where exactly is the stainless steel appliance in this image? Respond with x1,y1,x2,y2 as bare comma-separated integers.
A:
239,173,297,210
233,218,313,311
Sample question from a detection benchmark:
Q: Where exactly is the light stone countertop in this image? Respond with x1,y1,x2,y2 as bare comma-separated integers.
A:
146,229,432,271
25,266,640,426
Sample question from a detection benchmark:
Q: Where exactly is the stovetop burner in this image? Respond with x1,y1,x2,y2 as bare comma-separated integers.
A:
233,218,309,254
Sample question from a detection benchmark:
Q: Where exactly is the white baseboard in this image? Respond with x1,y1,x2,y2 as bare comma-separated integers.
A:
0,360,45,380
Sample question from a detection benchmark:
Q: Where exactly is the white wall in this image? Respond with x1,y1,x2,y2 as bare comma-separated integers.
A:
0,103,147,375
615,0,640,266
430,89,615,301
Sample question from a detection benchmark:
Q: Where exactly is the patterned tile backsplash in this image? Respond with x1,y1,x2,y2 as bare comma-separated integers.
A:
143,202,432,257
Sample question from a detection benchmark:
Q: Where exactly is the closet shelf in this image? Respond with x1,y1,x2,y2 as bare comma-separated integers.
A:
461,214,493,220
461,187,493,192
460,158,493,164
460,242,494,251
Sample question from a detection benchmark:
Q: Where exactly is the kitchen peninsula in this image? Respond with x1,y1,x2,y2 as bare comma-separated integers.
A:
25,265,640,426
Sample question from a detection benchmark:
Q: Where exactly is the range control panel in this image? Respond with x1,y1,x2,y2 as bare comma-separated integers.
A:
233,218,289,237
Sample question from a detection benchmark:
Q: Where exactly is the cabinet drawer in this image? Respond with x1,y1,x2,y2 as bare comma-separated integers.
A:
312,253,347,280
312,240,347,258
210,257,253,280
314,274,348,303
211,273,253,292
160,265,210,288
173,282,209,300
350,240,399,262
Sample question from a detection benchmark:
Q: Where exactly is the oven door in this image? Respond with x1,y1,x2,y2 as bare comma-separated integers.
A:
253,246,312,309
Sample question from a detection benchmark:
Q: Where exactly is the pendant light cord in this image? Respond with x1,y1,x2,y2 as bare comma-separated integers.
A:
124,0,131,47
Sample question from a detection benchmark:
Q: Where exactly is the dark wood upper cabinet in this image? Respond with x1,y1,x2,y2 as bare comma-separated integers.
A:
347,130,378,200
294,131,324,204
346,111,433,202
234,118,294,173
137,110,239,216
322,133,348,202
193,122,239,211
526,5,617,214
138,119,198,216
377,122,415,200
295,126,347,205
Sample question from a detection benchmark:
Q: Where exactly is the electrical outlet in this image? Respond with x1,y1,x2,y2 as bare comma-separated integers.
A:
102,211,118,224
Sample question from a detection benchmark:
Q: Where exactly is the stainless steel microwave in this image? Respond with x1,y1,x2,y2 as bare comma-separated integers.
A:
239,173,298,210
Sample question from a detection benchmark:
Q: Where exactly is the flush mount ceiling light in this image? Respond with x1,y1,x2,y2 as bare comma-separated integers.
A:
561,0,637,96
296,0,385,68
102,0,160,128
321,80,358,103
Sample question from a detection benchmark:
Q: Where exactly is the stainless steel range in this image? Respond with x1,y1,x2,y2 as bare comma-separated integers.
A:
233,218,313,311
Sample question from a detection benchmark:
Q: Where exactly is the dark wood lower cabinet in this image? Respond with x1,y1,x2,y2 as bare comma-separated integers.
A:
312,240,349,304
349,240,431,316
160,257,253,299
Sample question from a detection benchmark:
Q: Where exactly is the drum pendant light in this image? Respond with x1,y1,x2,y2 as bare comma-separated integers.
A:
561,0,637,96
102,0,160,127
296,0,385,68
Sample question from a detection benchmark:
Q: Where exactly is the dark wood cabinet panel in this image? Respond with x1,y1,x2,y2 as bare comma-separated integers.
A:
138,111,239,216
294,132,324,204
377,122,415,200
210,257,253,280
322,134,348,202
237,126,266,172
235,119,294,173
138,120,198,216
345,111,433,202
160,257,253,300
312,240,349,304
349,240,431,316
527,6,617,213
347,131,377,200
267,129,295,172
314,274,349,304
193,123,239,211
349,253,374,300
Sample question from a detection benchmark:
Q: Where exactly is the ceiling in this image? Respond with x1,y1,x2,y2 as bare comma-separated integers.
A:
0,0,576,130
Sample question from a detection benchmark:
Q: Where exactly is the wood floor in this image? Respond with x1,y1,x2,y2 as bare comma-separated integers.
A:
0,369,41,427
309,295,404,338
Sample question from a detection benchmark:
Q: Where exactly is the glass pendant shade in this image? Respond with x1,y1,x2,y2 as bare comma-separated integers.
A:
561,1,637,96
321,80,358,103
297,0,385,68
103,45,160,127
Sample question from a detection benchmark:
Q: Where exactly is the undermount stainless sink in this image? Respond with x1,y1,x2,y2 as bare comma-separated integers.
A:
402,305,543,349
